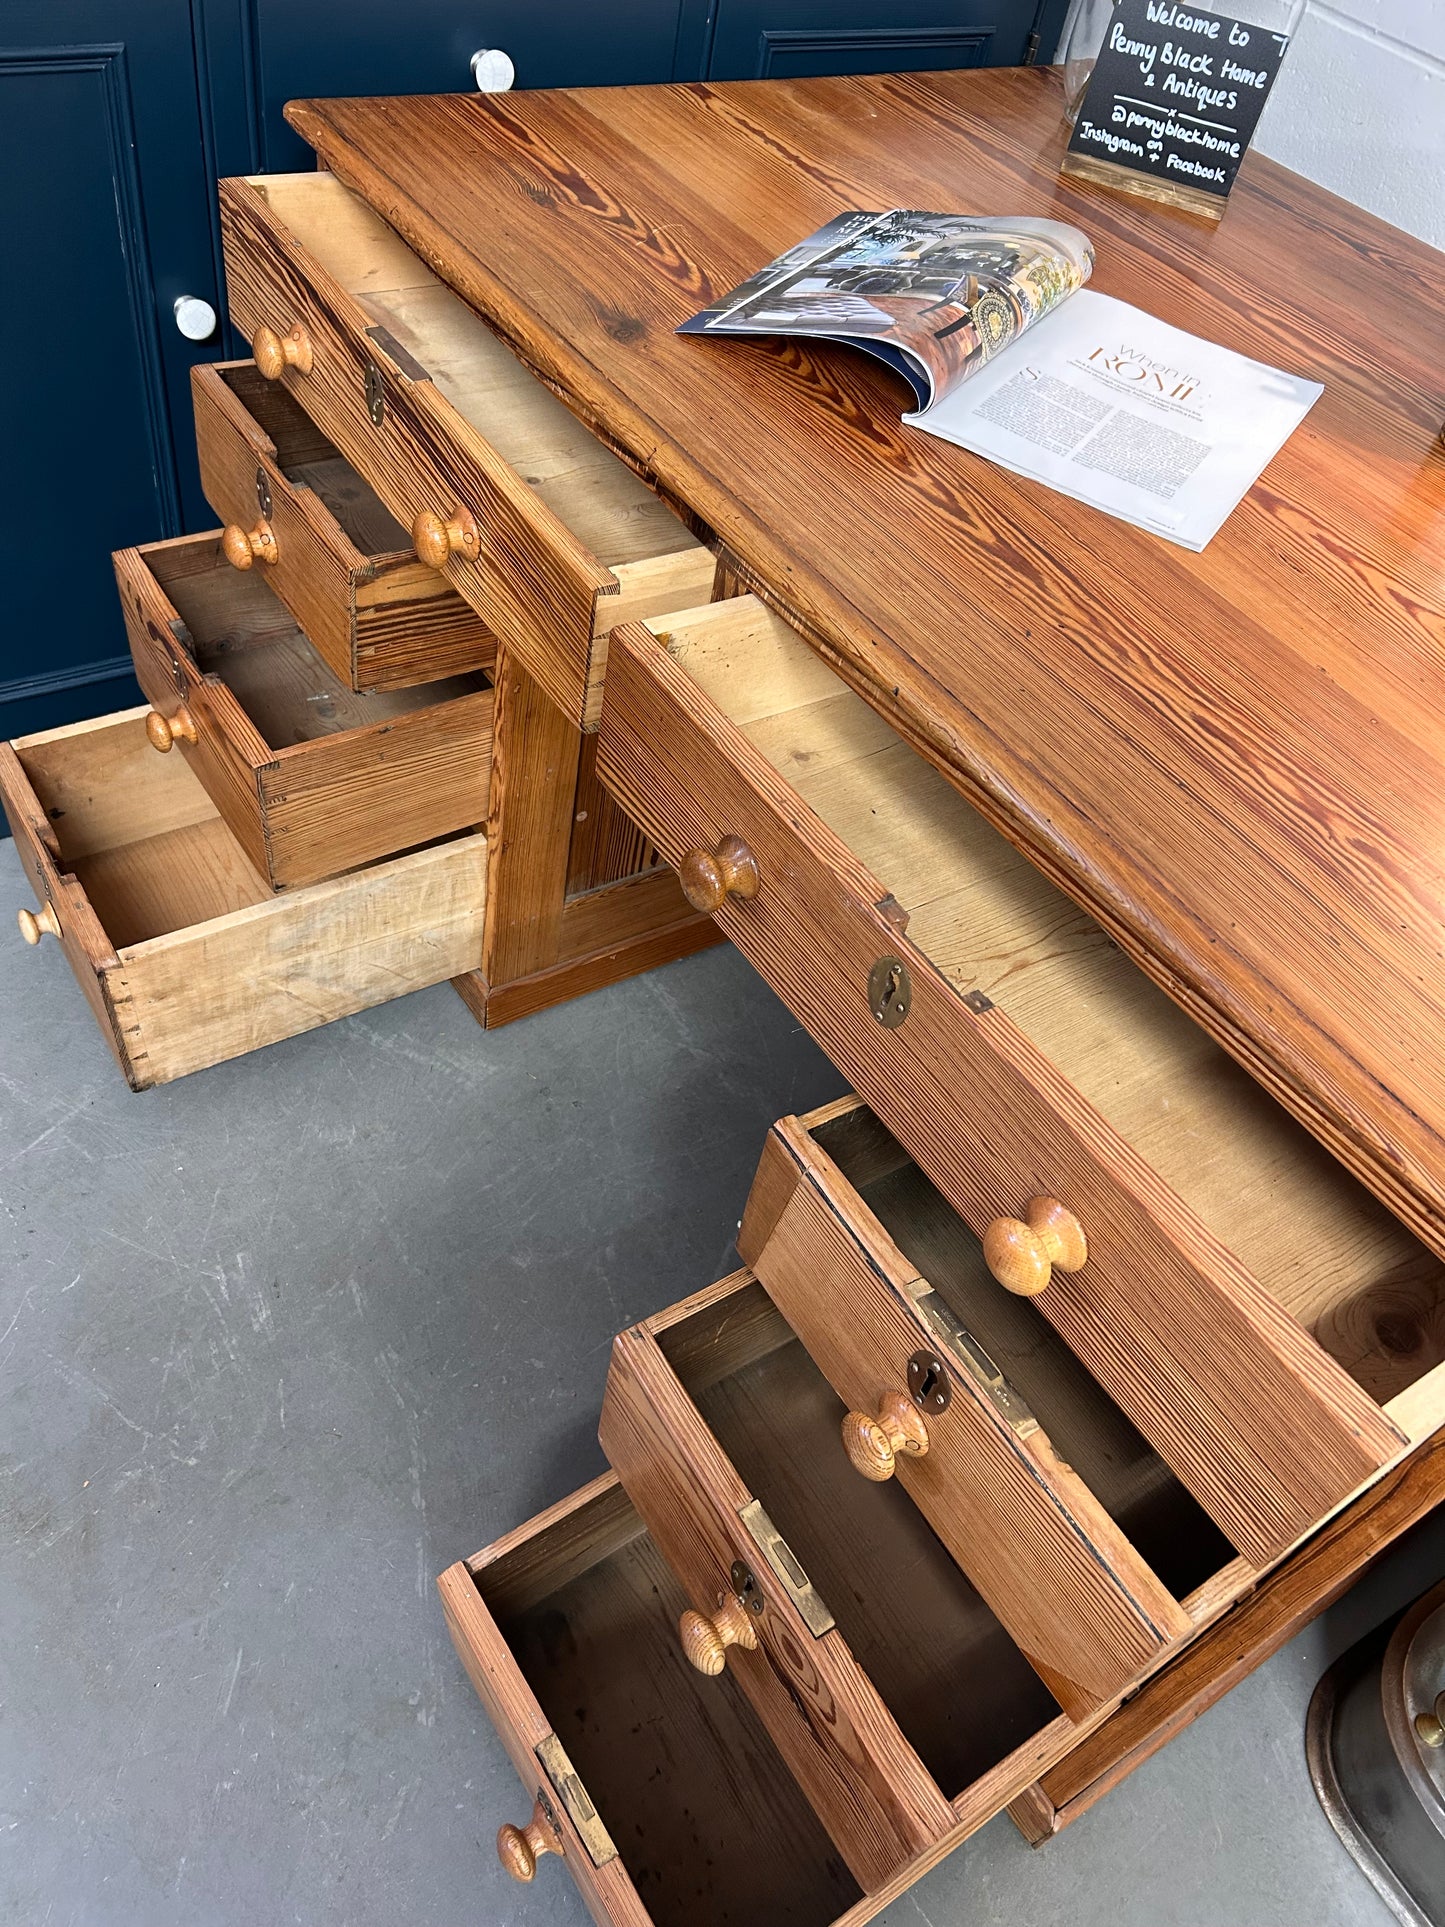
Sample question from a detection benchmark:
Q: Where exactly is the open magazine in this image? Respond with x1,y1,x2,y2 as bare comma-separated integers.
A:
681,212,1322,551
679,210,1091,412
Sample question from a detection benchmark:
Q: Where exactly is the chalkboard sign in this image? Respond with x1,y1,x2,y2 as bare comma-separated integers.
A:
1064,0,1289,209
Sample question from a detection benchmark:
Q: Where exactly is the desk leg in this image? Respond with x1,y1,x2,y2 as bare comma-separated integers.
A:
453,647,720,1028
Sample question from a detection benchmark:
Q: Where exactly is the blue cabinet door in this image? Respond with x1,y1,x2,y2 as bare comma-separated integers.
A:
703,0,1060,78
0,4,222,736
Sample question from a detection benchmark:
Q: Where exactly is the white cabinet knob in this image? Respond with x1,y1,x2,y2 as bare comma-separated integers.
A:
173,295,218,342
471,47,515,92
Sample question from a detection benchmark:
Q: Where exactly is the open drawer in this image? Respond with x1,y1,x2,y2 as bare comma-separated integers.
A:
219,170,719,725
115,530,492,892
1,707,486,1088
439,1471,865,1927
444,1292,1248,1920
192,360,492,693
596,601,1445,1566
601,1280,957,1889
599,1263,1221,1889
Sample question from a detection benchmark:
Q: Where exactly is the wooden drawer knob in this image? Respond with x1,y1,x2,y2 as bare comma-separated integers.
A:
251,322,313,380
983,1197,1088,1297
18,903,62,945
221,520,278,570
496,1799,563,1882
841,1390,930,1482
679,1594,759,1676
145,707,197,753
678,834,760,914
412,506,481,569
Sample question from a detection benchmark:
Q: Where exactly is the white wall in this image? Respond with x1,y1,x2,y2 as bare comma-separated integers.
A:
1255,0,1444,244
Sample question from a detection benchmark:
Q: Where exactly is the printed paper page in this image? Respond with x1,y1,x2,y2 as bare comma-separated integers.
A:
906,289,1321,550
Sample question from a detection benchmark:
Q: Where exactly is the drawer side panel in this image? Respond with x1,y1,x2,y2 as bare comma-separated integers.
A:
258,687,493,889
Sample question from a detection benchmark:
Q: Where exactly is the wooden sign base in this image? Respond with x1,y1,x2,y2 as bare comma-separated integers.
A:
1061,150,1228,222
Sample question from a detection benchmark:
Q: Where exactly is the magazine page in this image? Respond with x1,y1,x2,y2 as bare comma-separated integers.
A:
680,212,1094,409
907,290,1322,551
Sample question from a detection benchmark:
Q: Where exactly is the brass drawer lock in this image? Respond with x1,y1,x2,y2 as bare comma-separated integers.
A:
869,953,912,1028
738,1500,836,1636
255,466,272,518
536,1733,617,1868
365,361,386,427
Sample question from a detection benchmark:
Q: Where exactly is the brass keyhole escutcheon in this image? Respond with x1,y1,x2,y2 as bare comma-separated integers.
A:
868,953,912,1028
255,466,272,518
365,362,386,427
907,1349,952,1415
729,1561,765,1616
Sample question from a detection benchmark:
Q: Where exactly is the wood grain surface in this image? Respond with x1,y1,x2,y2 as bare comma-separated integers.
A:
1026,1415,1445,1832
219,172,714,727
738,1120,1195,1718
600,1320,956,1890
597,615,1404,1564
444,1352,1445,1927
105,831,487,1086
3,710,486,1088
448,1470,863,1927
664,594,1445,1406
115,532,493,891
190,360,494,692
219,176,616,722
483,653,587,986
440,1482,660,1927
285,69,1445,1252
0,731,133,1080
455,895,720,1029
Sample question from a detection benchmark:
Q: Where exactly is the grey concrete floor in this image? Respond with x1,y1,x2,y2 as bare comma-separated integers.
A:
2,830,1440,1927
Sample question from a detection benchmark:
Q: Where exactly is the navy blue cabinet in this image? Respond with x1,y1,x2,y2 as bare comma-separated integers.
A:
1,1,1060,741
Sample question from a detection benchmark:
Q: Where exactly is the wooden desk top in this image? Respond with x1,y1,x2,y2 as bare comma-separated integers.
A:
287,70,1445,1251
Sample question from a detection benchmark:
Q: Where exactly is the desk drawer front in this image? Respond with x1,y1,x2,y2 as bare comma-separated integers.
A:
600,1310,956,1890
596,615,1402,1565
115,532,493,892
219,177,614,716
732,1118,1194,1719
191,360,494,693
